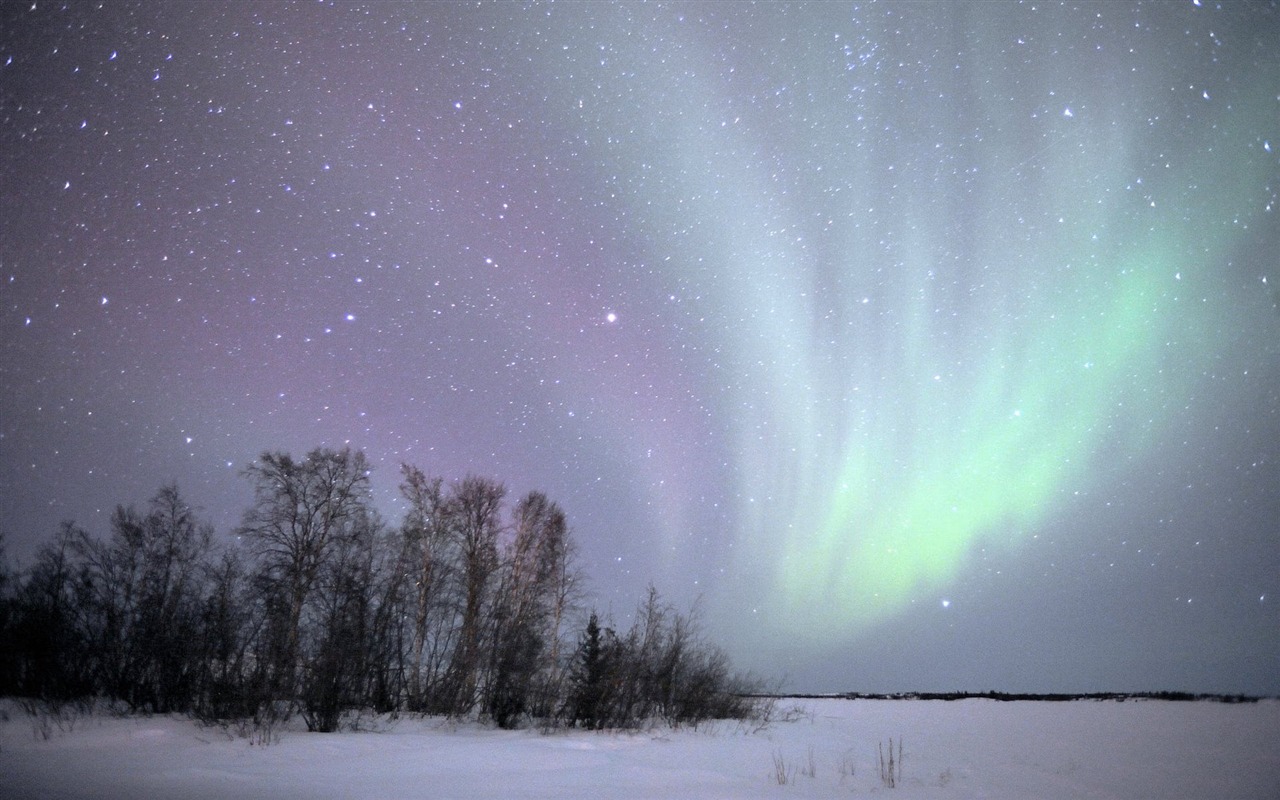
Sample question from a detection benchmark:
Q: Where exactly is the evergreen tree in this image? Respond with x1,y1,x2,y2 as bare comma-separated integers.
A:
569,612,612,729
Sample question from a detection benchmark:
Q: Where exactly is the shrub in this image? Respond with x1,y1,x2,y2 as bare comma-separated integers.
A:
878,737,903,788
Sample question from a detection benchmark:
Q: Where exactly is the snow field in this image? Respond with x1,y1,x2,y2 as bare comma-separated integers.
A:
2,697,1277,799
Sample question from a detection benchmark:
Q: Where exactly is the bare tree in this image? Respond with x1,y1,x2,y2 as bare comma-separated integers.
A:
195,546,256,720
72,508,145,704
134,485,213,711
236,448,372,709
397,464,455,711
362,522,412,713
441,475,504,715
299,505,382,731
487,491,576,726
64,486,214,711
0,533,13,694
8,524,94,700
1,448,765,731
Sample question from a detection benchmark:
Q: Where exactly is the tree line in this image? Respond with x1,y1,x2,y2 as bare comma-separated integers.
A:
0,447,763,731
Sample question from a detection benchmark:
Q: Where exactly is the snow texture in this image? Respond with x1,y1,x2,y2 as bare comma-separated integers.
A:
2,698,1277,798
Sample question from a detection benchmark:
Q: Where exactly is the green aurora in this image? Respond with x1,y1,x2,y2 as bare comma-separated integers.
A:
542,4,1279,644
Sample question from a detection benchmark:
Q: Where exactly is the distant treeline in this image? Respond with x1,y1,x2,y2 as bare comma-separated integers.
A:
0,447,765,732
776,691,1264,703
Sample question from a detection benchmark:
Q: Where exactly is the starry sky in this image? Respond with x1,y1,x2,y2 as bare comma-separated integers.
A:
2,1,1278,695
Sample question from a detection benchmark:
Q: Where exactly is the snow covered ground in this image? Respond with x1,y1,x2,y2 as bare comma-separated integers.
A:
2,697,1277,799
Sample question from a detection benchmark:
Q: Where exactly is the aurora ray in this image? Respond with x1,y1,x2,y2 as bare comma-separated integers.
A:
533,3,1279,646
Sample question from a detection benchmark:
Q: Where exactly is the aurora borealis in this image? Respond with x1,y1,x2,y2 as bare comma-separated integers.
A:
3,1,1278,694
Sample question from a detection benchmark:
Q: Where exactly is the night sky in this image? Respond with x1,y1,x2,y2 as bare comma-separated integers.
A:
2,1,1278,695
